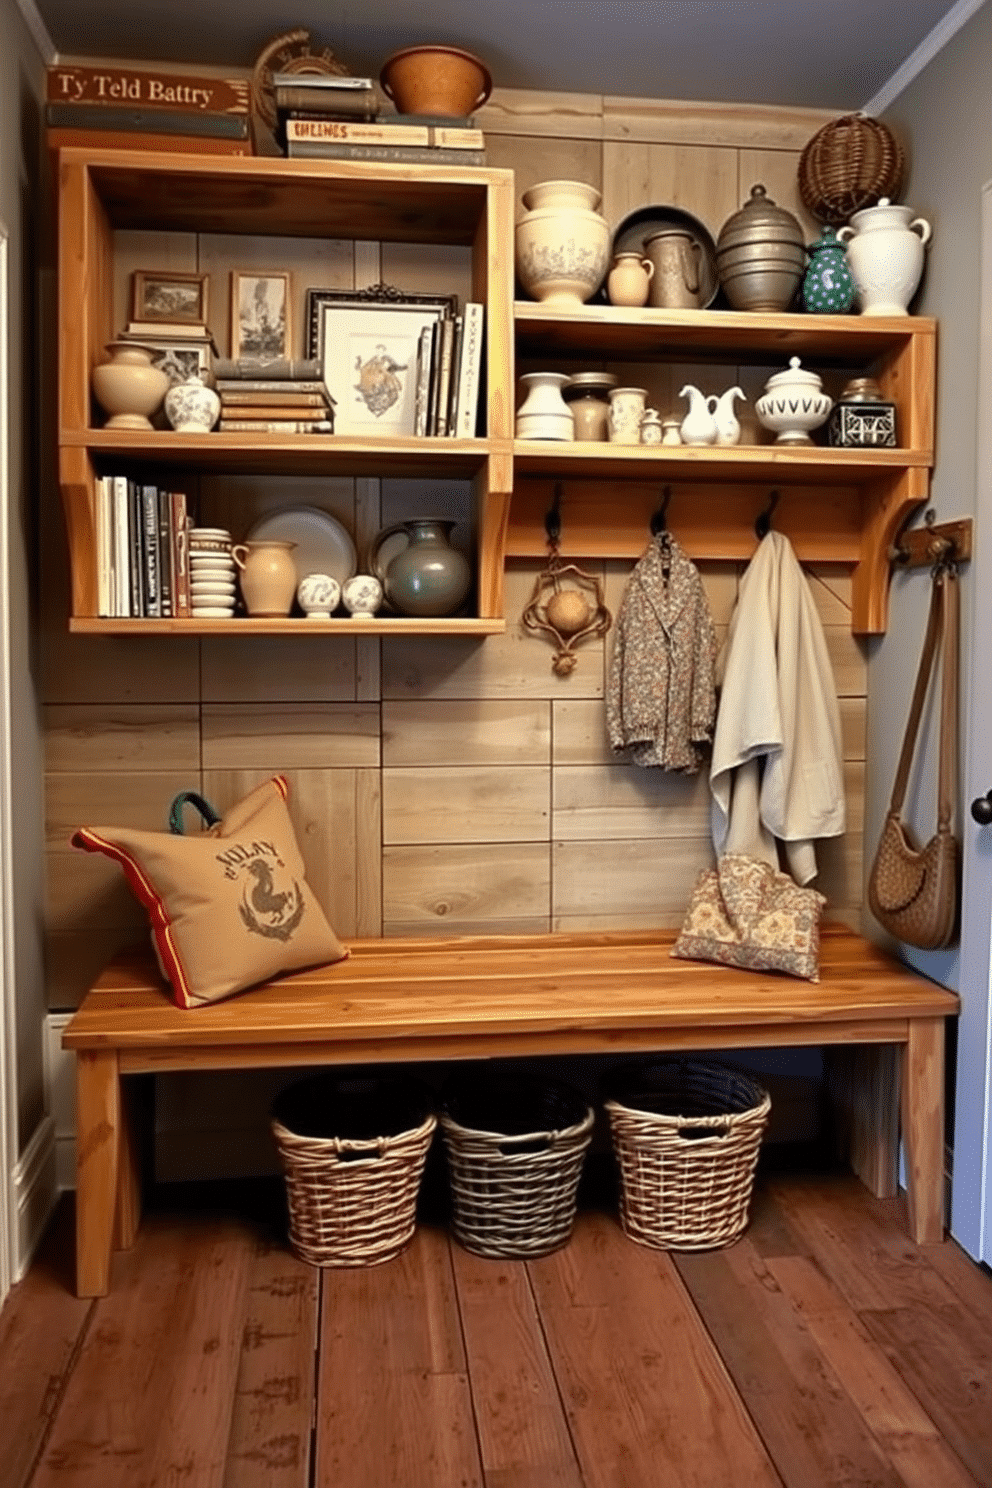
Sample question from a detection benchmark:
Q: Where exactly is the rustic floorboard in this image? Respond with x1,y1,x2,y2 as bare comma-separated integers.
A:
2,1166,991,1488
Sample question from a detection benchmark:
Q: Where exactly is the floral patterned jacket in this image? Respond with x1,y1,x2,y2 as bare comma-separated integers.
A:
606,534,717,772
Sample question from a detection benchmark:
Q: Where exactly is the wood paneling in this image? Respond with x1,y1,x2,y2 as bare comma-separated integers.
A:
383,765,550,844
553,836,714,922
383,699,551,766
383,842,551,927
201,703,380,769
45,704,200,772
553,763,711,840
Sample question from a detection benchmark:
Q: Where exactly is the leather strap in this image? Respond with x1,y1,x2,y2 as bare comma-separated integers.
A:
888,566,958,828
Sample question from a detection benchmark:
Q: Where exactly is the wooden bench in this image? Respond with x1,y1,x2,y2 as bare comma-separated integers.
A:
62,924,960,1297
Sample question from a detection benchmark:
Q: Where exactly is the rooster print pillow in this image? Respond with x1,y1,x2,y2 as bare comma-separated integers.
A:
73,776,347,1007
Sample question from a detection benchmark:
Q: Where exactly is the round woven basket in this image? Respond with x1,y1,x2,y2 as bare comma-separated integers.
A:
271,1073,436,1268
604,1060,770,1251
440,1075,594,1259
798,113,904,225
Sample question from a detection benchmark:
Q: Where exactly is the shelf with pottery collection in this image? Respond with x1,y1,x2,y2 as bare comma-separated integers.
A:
508,175,935,636
56,146,516,636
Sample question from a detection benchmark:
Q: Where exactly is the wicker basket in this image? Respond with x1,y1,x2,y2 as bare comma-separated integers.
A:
440,1074,594,1259
271,1073,436,1268
605,1060,770,1251
798,113,905,225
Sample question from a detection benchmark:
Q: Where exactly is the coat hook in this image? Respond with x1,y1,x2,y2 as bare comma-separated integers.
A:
755,489,780,540
544,483,563,548
650,485,673,536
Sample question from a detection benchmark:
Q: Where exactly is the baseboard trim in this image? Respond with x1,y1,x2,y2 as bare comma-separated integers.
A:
12,1115,57,1279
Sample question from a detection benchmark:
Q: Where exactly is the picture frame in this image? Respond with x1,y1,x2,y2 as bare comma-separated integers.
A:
305,285,456,362
231,271,292,361
306,286,456,437
131,270,209,325
137,339,213,388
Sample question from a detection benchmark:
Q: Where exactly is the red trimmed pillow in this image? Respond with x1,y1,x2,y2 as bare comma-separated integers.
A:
73,776,348,1007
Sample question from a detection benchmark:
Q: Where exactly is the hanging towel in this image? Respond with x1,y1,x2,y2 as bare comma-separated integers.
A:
709,530,845,884
606,534,717,773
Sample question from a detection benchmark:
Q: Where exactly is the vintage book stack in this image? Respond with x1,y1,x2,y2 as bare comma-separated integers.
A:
274,71,487,166
213,357,335,433
416,302,486,438
45,63,253,154
94,479,192,620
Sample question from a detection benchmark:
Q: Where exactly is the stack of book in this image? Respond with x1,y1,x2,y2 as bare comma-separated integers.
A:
213,357,334,433
46,64,252,155
415,303,485,438
95,479,192,619
273,70,486,166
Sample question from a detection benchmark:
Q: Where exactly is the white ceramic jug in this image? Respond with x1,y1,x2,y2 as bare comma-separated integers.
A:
837,198,932,316
707,385,746,446
678,384,717,445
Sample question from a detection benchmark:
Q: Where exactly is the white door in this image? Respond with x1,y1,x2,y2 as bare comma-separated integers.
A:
951,179,992,1265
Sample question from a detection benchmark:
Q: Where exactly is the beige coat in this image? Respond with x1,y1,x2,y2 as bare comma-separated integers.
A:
710,531,845,884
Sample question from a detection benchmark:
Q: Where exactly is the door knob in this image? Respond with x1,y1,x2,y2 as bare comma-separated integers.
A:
971,792,992,825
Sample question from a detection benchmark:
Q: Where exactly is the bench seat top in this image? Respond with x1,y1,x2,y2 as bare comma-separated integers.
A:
63,925,959,1069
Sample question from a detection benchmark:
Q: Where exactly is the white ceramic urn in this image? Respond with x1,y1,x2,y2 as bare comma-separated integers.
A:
515,180,611,306
516,371,574,440
165,374,221,433
837,198,932,316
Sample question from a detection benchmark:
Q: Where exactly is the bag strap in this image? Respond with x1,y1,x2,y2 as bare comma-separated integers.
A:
888,565,958,828
168,790,222,835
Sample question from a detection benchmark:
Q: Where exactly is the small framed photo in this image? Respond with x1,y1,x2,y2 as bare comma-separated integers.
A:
231,271,291,360
132,270,209,325
138,339,213,387
307,287,455,437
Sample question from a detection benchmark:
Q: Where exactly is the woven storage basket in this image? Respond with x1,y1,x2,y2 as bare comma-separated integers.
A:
271,1073,436,1268
798,113,904,225
605,1059,770,1251
440,1074,594,1259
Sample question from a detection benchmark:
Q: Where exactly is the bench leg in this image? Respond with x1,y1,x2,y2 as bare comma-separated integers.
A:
826,1044,900,1199
75,1049,122,1297
112,1076,144,1252
901,1018,946,1244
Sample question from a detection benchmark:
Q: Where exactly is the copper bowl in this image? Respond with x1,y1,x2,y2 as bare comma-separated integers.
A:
379,45,492,118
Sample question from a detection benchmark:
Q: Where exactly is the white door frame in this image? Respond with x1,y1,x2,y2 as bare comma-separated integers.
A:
951,179,992,1264
0,221,15,1302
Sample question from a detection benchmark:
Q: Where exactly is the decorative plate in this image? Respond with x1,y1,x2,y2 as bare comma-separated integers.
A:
246,507,357,588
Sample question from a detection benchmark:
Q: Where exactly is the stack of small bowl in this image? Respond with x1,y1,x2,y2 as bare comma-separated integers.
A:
188,527,236,618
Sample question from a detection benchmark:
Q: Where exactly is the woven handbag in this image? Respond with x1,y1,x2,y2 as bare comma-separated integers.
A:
868,563,960,949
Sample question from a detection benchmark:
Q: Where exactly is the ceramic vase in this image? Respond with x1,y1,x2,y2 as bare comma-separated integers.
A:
372,518,472,618
164,374,221,433
516,371,574,440
231,539,298,617
607,252,654,308
608,386,648,444
837,197,932,316
515,180,611,306
678,384,718,445
91,341,170,430
296,573,341,618
802,227,856,314
562,373,615,441
341,573,384,617
639,409,663,445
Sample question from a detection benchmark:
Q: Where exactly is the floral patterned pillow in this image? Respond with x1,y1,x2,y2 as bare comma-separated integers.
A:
672,853,826,982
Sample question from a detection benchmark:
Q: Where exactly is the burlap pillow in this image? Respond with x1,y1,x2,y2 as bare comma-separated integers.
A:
672,852,826,982
73,776,347,1007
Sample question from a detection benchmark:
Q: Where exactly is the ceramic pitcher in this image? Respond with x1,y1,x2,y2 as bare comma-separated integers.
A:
644,229,702,310
232,540,298,617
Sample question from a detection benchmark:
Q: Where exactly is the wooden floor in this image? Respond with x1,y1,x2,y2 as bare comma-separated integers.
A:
2,1155,991,1488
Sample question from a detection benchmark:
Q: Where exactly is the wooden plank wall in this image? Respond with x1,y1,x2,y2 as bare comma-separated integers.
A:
42,92,864,1044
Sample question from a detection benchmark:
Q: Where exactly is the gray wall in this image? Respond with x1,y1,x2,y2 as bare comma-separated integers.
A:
867,0,992,988
1,0,48,1151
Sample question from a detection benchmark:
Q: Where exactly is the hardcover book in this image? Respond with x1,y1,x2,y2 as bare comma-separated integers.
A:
46,102,251,140
455,302,485,438
283,117,484,149
211,357,322,381
284,140,486,166
47,64,250,114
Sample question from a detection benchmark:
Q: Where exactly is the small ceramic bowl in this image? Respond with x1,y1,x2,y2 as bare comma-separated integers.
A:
342,573,384,617
297,573,341,619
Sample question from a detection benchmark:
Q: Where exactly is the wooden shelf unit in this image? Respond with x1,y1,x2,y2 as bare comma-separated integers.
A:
511,303,936,636
56,147,516,632
56,148,936,637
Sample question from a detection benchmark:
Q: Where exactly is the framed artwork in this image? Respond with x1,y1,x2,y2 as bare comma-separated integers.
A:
306,286,455,437
231,271,291,360
138,339,213,388
131,270,209,325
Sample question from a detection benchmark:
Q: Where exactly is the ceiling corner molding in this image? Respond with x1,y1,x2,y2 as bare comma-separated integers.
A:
862,0,988,114
12,0,56,63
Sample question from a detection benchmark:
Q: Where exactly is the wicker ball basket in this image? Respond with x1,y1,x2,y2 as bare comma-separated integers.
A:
605,1060,770,1251
271,1073,436,1268
798,113,905,225
440,1075,594,1259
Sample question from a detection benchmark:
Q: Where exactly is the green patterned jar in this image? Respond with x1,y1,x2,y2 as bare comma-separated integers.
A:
802,226,856,314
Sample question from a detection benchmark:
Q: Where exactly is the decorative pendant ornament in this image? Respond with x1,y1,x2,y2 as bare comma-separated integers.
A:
522,487,612,676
